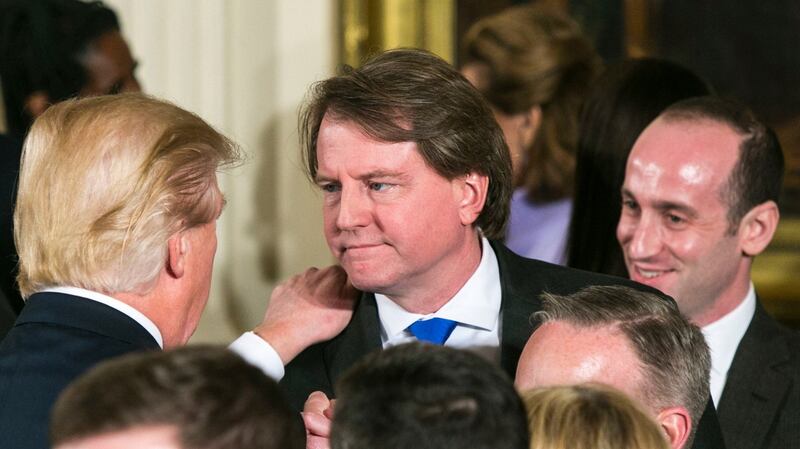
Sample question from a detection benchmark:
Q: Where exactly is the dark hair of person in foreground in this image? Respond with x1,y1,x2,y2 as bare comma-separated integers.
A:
50,345,304,449
331,342,529,449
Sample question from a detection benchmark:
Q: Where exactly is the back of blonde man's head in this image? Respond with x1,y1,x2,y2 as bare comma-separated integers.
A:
15,93,240,297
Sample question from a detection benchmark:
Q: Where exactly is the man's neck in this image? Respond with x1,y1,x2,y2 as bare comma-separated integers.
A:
691,268,752,327
384,236,484,314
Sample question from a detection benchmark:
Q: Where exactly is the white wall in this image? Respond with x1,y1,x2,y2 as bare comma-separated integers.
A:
105,0,336,342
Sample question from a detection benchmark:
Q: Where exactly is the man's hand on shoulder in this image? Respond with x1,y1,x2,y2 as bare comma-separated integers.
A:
254,266,357,364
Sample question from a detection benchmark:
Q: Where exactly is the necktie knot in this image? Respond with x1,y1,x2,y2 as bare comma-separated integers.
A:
407,317,457,345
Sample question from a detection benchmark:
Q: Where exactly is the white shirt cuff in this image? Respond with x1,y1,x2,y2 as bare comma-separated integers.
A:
229,331,285,381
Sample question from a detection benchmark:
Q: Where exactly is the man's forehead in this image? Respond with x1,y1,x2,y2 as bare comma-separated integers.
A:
315,116,427,174
633,117,741,163
532,321,634,360
522,321,641,387
627,117,740,190
56,425,180,449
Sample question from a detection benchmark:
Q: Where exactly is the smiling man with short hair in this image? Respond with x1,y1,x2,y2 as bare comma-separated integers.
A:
617,96,800,449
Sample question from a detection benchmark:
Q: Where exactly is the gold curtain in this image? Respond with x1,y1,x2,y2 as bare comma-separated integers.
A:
340,0,455,67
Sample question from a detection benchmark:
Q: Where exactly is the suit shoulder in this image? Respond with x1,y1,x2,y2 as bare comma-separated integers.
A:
493,242,667,298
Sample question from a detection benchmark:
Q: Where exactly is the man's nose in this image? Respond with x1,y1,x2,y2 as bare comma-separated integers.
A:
336,186,370,230
620,215,663,260
627,216,663,259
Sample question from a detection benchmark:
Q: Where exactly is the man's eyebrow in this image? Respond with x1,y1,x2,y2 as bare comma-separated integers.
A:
358,170,407,180
314,170,408,183
620,189,698,216
653,200,698,217
314,174,337,184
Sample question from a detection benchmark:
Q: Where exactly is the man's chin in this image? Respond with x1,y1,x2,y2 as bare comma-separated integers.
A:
629,267,675,291
344,271,397,295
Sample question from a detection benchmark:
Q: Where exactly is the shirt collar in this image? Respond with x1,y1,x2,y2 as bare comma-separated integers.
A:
40,286,164,348
375,237,501,341
702,283,756,378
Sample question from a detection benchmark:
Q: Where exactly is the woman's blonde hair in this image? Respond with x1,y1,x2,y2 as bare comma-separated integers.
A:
523,384,670,449
463,4,601,201
15,93,240,297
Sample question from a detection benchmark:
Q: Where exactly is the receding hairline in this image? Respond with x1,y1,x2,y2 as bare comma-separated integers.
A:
644,113,746,203
656,112,748,142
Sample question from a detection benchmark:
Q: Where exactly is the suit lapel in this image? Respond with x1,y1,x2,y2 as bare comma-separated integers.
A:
499,284,533,377
717,302,791,449
324,292,382,388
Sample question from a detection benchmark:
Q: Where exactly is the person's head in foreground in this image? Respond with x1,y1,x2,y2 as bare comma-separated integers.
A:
299,48,512,308
617,96,783,326
515,285,710,449
331,343,529,449
50,345,304,449
15,93,240,347
0,0,141,137
523,384,671,449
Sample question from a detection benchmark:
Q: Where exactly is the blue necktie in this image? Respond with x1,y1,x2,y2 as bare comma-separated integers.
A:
407,318,458,345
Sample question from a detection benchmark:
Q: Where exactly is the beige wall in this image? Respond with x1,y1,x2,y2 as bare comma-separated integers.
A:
105,0,335,342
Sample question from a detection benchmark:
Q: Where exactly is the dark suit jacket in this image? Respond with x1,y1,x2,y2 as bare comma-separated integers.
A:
280,242,726,449
717,301,800,449
0,292,160,449
0,133,22,340
0,288,15,342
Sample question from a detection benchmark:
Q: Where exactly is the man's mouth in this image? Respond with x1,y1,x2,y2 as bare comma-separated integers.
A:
343,243,383,251
633,266,673,280
339,243,386,258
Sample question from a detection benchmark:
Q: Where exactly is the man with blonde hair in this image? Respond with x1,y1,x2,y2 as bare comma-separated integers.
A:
0,94,356,449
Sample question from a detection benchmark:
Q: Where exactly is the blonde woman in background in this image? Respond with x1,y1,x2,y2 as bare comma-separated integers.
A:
462,4,600,264
524,384,671,449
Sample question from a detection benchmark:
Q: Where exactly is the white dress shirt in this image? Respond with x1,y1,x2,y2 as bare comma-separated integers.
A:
701,283,756,406
375,237,502,363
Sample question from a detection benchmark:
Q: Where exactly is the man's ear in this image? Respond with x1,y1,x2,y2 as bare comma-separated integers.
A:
166,232,188,279
656,406,691,449
24,91,51,118
739,200,779,257
454,172,489,226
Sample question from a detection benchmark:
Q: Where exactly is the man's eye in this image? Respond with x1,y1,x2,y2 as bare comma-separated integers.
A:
321,184,340,193
667,214,684,224
622,199,638,210
369,182,392,192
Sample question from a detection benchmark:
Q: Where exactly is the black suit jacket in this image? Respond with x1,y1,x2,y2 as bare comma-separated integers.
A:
280,242,725,449
0,292,160,449
717,301,800,449
0,133,22,339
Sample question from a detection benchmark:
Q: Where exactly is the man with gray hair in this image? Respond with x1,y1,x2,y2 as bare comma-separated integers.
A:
516,285,711,449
